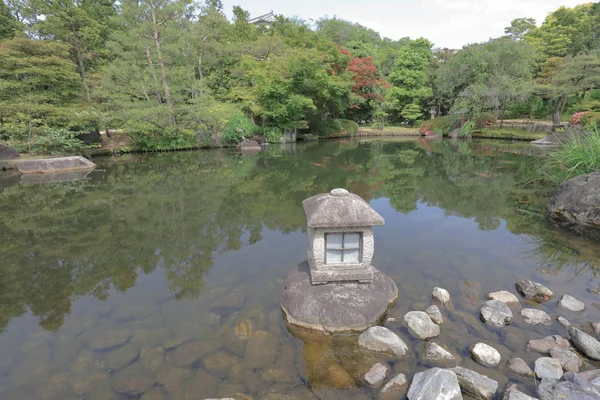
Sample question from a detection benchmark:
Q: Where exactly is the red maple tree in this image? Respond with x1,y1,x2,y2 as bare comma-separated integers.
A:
339,47,389,109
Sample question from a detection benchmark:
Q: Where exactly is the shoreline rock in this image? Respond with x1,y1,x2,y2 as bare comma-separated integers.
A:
404,311,440,340
470,343,501,367
515,280,554,303
480,300,513,328
358,326,408,356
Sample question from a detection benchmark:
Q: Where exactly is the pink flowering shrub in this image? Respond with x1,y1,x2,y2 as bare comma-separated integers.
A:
569,112,586,125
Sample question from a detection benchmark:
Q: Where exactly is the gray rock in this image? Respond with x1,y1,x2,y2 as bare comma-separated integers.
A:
450,366,498,400
433,287,451,305
486,291,520,305
480,300,513,328
407,368,462,400
578,369,600,392
281,262,398,333
0,145,19,160
537,372,600,400
548,172,600,231
105,344,140,371
358,326,409,356
557,316,571,328
79,329,131,351
527,335,570,354
515,280,554,303
170,340,217,367
111,365,156,396
381,373,408,395
425,305,443,325
507,358,534,378
211,290,246,315
425,342,455,362
550,347,582,373
239,139,261,150
592,322,600,335
470,342,501,367
588,285,600,296
569,326,600,360
535,357,563,380
363,363,390,387
501,384,538,400
15,156,96,174
404,311,440,340
520,308,552,326
558,294,586,312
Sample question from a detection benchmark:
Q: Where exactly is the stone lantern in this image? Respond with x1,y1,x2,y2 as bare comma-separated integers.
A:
303,188,384,284
281,188,398,334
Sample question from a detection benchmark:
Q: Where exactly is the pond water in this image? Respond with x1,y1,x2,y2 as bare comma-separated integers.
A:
1,139,600,399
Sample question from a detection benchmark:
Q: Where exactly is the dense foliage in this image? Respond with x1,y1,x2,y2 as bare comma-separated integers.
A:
0,0,600,151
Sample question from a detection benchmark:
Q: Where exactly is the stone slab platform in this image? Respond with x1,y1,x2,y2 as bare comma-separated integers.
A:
281,261,398,333
7,156,96,174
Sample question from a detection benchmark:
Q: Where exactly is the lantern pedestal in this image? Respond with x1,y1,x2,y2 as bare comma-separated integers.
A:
281,261,398,334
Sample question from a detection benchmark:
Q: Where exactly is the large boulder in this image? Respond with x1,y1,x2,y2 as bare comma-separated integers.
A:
407,368,462,400
515,280,554,303
569,326,600,361
358,326,409,356
548,172,600,236
480,300,513,328
450,366,498,400
281,262,398,333
0,145,19,160
537,372,600,400
76,130,102,145
404,311,440,340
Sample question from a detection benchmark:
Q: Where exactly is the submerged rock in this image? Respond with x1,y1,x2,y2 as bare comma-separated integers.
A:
243,330,277,369
380,373,407,396
558,294,586,312
501,384,537,400
111,365,156,396
433,287,451,305
520,308,552,326
557,316,571,328
363,363,389,387
480,300,513,328
450,366,498,400
404,311,440,340
470,342,501,367
406,368,461,400
548,172,600,233
358,326,408,356
591,322,600,335
425,305,443,325
535,357,563,380
550,346,582,373
569,326,600,361
425,342,455,362
527,335,570,354
486,291,520,305
170,340,217,367
506,358,534,378
515,280,554,303
537,372,600,400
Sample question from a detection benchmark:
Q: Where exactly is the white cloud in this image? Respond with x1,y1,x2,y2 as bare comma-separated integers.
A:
221,0,589,48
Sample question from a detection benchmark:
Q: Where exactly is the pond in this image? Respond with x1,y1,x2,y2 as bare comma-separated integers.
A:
0,139,599,399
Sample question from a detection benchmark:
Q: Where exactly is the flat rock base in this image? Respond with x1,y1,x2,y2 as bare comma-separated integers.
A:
281,262,398,333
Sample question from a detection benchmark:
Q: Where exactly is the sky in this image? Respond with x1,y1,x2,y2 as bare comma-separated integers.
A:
221,0,590,49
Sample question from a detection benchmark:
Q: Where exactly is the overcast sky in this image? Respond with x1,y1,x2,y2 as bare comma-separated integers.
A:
221,0,589,49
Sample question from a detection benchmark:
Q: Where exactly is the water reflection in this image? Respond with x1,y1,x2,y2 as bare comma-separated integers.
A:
0,139,599,398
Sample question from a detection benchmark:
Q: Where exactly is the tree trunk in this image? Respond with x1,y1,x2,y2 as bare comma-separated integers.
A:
149,0,176,128
75,46,92,104
553,95,566,127
144,45,162,104
198,36,207,99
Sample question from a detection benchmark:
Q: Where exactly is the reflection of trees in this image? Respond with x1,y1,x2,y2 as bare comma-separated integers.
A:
0,140,598,331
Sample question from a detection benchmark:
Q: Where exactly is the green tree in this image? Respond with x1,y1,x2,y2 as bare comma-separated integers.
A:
36,0,117,103
504,17,536,40
436,38,537,122
386,38,433,124
0,0,20,39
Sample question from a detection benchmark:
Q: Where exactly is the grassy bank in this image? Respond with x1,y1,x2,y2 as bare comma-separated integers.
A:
354,126,420,137
471,128,547,141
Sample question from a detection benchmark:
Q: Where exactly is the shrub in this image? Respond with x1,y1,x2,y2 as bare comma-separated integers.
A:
339,119,358,135
223,113,257,144
419,114,462,135
261,126,283,143
310,117,341,137
539,125,600,182
579,112,600,129
569,112,586,125
475,112,497,128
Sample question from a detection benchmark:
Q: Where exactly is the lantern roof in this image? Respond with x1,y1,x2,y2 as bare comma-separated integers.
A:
302,188,385,228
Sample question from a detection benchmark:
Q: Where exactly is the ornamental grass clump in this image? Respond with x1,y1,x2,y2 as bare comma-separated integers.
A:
540,126,600,183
